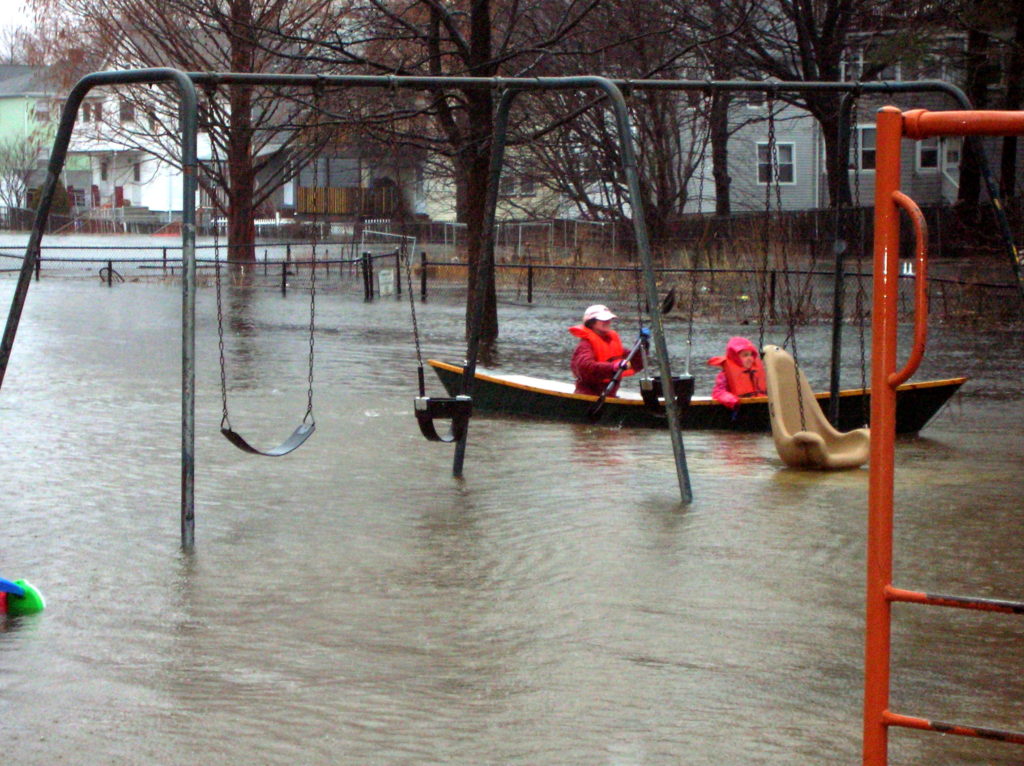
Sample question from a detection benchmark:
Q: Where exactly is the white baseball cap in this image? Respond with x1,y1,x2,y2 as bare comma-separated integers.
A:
583,304,617,322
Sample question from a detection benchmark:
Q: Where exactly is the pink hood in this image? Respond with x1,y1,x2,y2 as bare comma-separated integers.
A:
707,336,760,368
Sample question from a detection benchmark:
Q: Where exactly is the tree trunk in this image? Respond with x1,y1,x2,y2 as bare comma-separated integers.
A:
958,25,992,209
226,85,257,264
710,91,731,217
1000,0,1024,198
805,93,851,210
228,0,256,263
819,106,852,209
463,0,498,344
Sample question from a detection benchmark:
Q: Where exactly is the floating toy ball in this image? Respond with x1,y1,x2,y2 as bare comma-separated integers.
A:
0,577,45,616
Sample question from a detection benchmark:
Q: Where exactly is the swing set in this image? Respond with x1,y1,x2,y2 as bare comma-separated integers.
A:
0,71,1018,544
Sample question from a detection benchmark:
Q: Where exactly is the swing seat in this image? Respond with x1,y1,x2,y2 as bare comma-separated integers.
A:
639,375,695,417
762,345,869,470
415,395,472,443
221,422,315,457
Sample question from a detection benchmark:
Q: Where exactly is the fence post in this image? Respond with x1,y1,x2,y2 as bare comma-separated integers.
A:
107,260,113,287
33,246,40,281
395,249,402,299
420,251,428,302
362,251,373,301
527,261,533,304
263,249,268,276
162,248,167,276
281,259,287,296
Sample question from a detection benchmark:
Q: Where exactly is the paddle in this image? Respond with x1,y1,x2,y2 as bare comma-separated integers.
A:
586,288,675,421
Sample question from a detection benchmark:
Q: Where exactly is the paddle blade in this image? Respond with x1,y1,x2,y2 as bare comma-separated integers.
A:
661,287,676,315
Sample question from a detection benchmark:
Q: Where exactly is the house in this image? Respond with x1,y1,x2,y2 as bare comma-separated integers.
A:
0,65,64,214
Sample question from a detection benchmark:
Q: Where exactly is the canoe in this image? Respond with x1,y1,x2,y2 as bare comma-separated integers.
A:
427,360,965,434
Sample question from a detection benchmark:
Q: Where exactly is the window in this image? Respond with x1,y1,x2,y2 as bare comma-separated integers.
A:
499,175,537,197
33,101,50,122
744,91,766,108
100,161,108,182
757,142,795,184
94,102,103,122
856,126,876,171
119,100,135,124
842,47,901,81
945,142,961,168
917,137,939,171
82,103,92,122
133,162,141,182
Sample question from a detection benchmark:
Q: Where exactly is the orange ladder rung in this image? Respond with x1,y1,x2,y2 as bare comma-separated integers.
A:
882,712,1024,746
886,586,1024,615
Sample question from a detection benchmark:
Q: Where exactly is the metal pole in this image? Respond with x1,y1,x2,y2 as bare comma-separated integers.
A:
828,238,846,425
864,105,904,766
395,249,402,299
453,87,519,477
0,67,199,549
599,77,691,503
420,251,428,302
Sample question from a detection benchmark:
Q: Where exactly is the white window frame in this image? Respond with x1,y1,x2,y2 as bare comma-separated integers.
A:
942,138,962,172
917,136,939,172
855,125,876,172
757,141,796,185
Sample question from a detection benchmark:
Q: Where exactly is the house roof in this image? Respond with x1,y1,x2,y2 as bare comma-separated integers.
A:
0,65,55,98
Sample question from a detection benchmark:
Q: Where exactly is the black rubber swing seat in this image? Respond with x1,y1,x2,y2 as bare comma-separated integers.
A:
414,395,472,443
639,374,695,417
220,422,316,457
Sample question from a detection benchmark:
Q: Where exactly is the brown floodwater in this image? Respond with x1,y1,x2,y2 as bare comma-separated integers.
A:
1,275,1021,765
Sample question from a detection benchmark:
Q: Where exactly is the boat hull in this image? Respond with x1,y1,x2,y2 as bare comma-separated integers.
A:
428,360,964,434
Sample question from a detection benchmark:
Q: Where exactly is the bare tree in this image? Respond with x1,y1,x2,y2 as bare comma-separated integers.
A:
0,134,46,210
0,26,34,65
286,0,606,342
946,0,1024,205
30,0,335,260
717,0,943,209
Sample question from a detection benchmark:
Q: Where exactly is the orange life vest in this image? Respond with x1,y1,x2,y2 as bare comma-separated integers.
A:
709,353,766,398
568,324,635,382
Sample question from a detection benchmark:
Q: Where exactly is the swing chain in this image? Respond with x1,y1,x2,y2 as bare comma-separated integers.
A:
211,157,232,431
850,96,869,422
765,92,806,429
401,239,427,393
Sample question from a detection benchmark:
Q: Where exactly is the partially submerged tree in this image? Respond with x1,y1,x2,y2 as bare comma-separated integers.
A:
290,0,607,342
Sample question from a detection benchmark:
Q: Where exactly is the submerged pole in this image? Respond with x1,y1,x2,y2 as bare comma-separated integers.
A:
600,78,692,503
453,87,519,477
0,68,199,549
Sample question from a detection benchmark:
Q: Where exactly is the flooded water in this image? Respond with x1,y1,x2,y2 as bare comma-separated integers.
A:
1,267,1022,765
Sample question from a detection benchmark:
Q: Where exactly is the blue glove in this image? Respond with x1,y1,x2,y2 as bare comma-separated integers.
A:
639,327,651,352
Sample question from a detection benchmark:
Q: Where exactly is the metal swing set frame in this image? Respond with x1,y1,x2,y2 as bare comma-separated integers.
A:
0,73,1011,508
0,68,1020,765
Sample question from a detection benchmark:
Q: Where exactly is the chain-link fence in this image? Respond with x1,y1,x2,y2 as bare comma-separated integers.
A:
0,215,1020,325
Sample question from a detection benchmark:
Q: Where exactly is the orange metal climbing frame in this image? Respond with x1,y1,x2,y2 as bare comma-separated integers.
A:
865,107,1024,765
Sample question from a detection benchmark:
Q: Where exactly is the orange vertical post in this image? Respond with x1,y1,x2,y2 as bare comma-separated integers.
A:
863,107,1024,766
863,105,905,766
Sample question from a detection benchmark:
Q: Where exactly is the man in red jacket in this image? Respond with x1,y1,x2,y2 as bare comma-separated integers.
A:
568,304,645,396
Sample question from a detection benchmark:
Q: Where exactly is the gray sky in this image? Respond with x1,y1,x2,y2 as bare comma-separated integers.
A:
0,0,33,34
